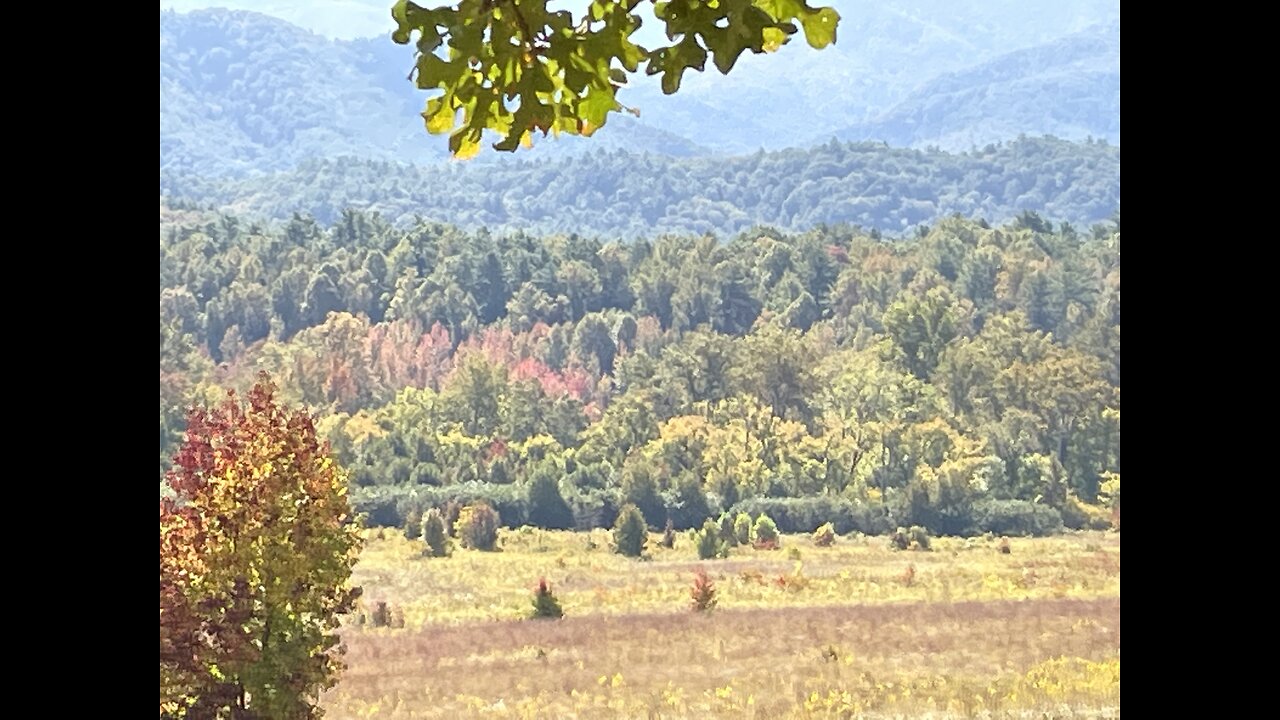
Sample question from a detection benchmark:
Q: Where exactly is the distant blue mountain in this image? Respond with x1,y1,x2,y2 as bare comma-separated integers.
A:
159,2,1120,173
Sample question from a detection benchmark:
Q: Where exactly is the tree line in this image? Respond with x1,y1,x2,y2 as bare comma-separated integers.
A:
160,136,1120,238
161,206,1120,537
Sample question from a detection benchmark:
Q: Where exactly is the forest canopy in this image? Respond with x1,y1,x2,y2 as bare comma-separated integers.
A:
161,206,1120,538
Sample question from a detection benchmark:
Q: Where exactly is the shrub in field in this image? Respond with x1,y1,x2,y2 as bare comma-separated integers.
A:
660,518,676,548
908,525,932,550
421,508,450,557
891,526,932,550
812,522,836,547
718,513,738,546
775,562,810,591
901,564,916,587
690,568,717,612
612,503,648,558
733,512,753,546
442,499,463,536
530,578,564,619
455,502,501,551
752,514,780,549
403,508,423,541
695,518,729,560
371,600,392,628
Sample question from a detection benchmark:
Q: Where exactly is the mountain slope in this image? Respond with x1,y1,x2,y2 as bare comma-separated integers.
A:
160,3,1121,171
161,136,1120,236
830,23,1120,150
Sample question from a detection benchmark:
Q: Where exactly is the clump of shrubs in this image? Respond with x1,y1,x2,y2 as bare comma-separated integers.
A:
530,577,564,619
890,526,932,551
752,514,780,549
612,504,648,558
368,600,405,629
694,518,729,560
421,508,451,557
690,568,718,612
455,502,501,551
812,522,836,547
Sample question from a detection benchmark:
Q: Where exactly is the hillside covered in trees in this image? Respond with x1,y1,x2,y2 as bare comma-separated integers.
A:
161,136,1119,237
161,206,1120,538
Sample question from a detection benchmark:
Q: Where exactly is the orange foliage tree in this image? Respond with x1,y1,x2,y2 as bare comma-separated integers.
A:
160,373,363,718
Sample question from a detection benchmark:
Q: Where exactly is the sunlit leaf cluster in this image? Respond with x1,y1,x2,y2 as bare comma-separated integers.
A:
391,0,840,156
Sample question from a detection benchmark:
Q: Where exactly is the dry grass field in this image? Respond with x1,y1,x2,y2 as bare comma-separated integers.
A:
322,529,1120,719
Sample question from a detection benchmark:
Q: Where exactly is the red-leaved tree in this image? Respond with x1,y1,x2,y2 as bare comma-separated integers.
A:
160,373,362,718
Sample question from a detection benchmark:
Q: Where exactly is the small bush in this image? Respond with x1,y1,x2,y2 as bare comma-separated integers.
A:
752,514,780,549
612,504,648,558
890,527,910,551
694,518,728,560
421,508,450,557
455,502,501,551
530,577,564,619
733,512,753,545
908,526,932,551
690,568,717,612
660,518,676,548
812,522,836,547
402,508,423,541
370,600,391,628
787,547,802,560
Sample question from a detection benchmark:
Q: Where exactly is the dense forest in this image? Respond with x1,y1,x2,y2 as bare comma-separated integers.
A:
161,205,1120,538
161,136,1119,237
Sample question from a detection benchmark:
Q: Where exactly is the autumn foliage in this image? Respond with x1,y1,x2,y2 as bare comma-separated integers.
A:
159,373,362,718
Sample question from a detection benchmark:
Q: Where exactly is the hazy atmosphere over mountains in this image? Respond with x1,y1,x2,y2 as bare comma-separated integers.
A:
159,0,1119,231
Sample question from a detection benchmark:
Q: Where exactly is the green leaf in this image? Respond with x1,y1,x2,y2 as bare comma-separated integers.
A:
798,6,839,49
579,87,618,135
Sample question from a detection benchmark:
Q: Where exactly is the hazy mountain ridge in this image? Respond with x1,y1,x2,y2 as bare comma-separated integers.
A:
158,9,710,176
830,23,1120,150
161,136,1120,237
159,3,1120,173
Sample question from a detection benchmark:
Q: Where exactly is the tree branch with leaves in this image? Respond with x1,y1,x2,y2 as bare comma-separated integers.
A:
391,0,841,157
